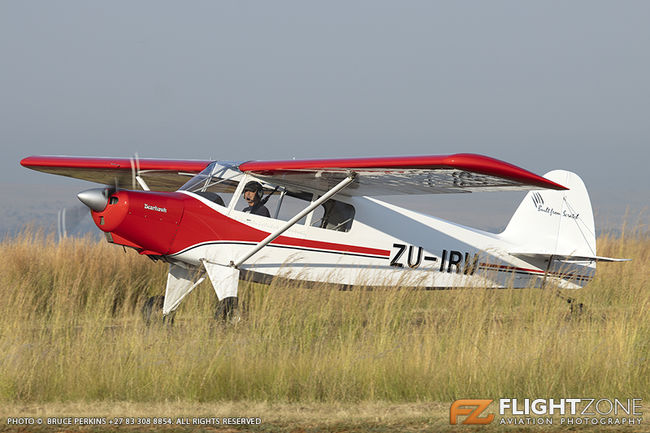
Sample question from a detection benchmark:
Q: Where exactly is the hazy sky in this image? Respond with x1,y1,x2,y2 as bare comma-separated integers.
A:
1,1,648,234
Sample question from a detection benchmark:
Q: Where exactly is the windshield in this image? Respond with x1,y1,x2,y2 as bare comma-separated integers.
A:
179,161,244,194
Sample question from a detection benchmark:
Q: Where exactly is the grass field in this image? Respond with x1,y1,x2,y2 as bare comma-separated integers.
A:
0,227,647,432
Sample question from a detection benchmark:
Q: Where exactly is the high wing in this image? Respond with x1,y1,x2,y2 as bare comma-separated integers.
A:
21,156,212,191
21,153,566,195
239,153,567,196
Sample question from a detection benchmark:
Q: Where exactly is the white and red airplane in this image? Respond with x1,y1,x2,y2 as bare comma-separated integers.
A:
21,153,626,318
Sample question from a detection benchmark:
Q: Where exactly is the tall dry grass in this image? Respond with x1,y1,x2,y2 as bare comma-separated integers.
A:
0,227,647,403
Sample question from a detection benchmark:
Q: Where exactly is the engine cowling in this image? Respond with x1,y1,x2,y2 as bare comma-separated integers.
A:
79,189,185,255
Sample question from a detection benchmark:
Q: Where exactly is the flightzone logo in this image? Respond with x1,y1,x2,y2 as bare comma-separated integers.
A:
450,398,643,426
450,400,494,425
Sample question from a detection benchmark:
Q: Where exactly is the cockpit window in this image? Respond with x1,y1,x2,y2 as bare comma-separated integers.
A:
179,162,243,206
181,165,355,231
179,162,242,193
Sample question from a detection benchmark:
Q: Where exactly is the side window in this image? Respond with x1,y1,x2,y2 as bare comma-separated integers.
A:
266,192,309,224
232,181,355,231
318,200,355,232
235,186,277,218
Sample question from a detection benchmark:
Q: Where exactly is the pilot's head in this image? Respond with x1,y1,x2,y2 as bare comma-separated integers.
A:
243,181,264,205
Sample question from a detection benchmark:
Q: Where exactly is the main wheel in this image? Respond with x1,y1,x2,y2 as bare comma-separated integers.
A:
142,295,174,325
215,297,238,322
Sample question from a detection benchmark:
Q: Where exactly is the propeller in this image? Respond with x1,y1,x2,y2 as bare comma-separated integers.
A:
131,152,150,191
130,156,136,190
57,204,96,241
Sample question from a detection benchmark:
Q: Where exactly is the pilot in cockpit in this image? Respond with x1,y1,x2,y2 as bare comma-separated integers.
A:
241,181,270,217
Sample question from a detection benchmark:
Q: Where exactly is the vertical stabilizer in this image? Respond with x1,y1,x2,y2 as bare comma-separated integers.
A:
501,170,597,258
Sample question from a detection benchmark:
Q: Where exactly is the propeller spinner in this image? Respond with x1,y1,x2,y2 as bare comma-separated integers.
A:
77,188,113,212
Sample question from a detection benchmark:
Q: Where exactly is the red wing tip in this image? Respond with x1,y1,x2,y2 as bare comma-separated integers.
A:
20,156,35,167
442,153,568,190
548,181,569,190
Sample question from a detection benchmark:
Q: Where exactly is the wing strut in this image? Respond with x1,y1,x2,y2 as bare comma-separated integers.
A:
233,173,357,268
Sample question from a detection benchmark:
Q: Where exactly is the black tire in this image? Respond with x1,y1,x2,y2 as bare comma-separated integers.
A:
215,296,238,322
142,295,174,325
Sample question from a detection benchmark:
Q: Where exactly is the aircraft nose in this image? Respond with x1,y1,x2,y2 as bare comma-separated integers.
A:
77,188,110,212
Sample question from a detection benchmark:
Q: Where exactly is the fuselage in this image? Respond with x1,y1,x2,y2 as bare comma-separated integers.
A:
89,188,593,289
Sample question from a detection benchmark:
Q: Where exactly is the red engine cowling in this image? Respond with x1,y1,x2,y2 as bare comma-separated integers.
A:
90,190,185,255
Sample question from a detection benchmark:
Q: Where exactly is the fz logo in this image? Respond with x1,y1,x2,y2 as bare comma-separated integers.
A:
449,399,494,425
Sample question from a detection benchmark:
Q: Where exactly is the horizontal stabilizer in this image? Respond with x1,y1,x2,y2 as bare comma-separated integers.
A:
511,252,631,263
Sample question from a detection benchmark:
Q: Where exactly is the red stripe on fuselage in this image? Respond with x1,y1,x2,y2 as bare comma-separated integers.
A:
168,194,390,258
